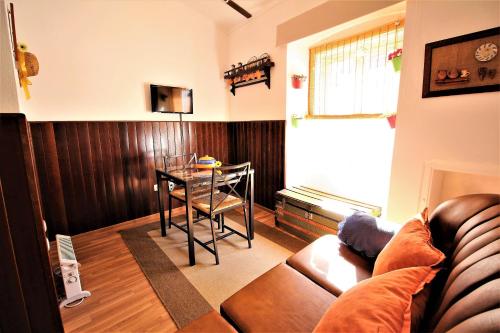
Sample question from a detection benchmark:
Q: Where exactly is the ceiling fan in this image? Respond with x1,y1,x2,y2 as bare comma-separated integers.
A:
223,0,252,19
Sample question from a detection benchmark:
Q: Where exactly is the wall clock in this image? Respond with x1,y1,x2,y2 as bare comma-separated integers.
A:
474,42,498,62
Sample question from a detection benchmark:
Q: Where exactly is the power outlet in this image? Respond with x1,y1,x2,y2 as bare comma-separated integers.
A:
153,184,158,192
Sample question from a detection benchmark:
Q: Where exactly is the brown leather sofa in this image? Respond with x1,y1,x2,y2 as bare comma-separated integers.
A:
180,194,500,332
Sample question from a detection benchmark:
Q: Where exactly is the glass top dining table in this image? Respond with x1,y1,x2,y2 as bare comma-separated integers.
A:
155,164,255,266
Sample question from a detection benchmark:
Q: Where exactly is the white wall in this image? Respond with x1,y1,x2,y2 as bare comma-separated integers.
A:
226,0,401,121
0,0,20,113
231,0,499,219
285,2,404,213
387,0,500,221
226,0,327,121
5,0,498,220
286,118,396,210
276,0,399,45
10,0,229,121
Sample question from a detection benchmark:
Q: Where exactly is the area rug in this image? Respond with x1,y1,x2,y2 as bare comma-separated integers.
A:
119,212,307,329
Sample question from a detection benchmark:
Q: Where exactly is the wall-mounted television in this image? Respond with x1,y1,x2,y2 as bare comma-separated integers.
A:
150,84,193,114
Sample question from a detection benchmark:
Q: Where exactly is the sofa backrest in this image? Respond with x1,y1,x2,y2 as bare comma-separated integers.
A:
424,193,499,332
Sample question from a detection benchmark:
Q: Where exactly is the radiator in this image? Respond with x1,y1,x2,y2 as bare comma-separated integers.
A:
56,234,91,308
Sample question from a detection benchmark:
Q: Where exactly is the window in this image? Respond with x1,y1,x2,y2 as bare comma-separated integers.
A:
308,21,404,118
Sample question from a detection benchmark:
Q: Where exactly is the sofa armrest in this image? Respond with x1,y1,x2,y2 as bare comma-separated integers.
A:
176,310,236,333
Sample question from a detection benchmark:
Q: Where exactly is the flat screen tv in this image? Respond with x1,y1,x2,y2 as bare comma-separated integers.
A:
150,84,193,114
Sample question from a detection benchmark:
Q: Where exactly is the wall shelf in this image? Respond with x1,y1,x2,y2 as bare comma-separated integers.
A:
224,56,275,96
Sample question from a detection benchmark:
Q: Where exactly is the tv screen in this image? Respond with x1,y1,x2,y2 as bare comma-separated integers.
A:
150,85,193,114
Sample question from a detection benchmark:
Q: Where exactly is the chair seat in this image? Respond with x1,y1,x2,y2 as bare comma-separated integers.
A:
192,192,243,215
170,187,215,201
170,188,185,200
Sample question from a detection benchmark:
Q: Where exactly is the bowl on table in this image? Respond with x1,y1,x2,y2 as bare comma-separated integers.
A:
195,155,222,169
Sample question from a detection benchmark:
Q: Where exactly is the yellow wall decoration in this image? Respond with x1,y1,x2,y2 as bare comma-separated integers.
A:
8,3,39,100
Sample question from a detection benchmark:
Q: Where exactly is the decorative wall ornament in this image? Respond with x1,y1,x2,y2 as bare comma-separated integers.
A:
224,54,275,96
422,26,500,98
8,3,39,100
474,42,497,62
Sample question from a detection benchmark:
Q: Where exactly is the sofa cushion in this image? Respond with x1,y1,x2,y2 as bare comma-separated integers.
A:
220,263,336,333
286,234,373,296
373,214,445,276
176,310,236,333
313,266,441,333
338,212,400,258
370,212,446,332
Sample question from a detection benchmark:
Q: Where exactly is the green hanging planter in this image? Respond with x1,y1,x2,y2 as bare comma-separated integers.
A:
291,115,303,128
391,55,402,72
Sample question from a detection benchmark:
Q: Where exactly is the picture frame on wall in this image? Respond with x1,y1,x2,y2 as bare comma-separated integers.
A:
422,26,500,98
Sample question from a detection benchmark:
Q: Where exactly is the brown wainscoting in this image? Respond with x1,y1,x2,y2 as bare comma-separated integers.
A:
30,120,284,237
0,114,63,332
228,121,285,209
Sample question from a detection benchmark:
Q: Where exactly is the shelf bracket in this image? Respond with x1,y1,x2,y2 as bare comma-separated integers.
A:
264,67,271,89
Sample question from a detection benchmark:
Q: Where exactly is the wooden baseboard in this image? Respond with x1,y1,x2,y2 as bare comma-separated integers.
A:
68,204,269,241
67,207,186,241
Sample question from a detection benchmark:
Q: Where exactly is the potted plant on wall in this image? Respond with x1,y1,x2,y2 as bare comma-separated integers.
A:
291,74,307,89
386,114,397,129
388,48,403,72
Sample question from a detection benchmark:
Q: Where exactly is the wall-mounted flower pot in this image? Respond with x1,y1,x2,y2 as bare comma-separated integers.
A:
387,114,397,129
291,114,303,128
292,77,302,89
291,75,306,89
388,49,403,72
391,56,402,72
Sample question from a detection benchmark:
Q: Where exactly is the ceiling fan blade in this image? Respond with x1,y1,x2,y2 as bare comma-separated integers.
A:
225,0,252,19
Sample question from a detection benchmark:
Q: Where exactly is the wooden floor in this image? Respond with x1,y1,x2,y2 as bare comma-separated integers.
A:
57,205,276,332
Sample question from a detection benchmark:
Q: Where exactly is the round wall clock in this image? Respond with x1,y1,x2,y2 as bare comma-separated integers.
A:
474,42,498,62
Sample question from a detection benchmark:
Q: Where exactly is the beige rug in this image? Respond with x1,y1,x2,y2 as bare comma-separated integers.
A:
120,212,307,329
148,217,293,311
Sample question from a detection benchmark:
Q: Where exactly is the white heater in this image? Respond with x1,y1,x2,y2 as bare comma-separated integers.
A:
55,234,91,308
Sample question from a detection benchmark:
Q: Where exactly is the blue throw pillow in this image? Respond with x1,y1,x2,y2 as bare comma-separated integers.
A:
338,212,400,258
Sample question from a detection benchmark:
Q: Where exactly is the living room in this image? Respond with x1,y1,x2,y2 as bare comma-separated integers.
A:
1,0,499,332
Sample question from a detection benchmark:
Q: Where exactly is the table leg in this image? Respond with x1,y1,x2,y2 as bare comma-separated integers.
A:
185,183,195,266
157,171,166,237
249,172,254,239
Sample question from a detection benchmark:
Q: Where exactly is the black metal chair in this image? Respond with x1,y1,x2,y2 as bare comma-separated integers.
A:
163,153,200,229
164,153,221,230
163,153,197,171
191,162,252,265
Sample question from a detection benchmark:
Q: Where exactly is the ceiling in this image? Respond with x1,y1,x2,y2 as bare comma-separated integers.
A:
182,0,285,31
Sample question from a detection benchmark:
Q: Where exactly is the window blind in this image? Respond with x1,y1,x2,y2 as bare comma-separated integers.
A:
308,20,404,117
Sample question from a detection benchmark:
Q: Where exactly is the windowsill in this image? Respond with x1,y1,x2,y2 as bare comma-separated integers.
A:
304,113,394,120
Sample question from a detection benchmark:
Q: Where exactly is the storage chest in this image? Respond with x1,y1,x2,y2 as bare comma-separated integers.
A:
275,186,381,242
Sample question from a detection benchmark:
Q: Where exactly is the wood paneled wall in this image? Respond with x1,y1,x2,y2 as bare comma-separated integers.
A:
0,114,63,332
228,121,285,209
30,121,285,237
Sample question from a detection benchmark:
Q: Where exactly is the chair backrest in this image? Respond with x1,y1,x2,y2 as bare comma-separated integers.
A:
208,162,251,213
163,153,197,170
423,193,500,332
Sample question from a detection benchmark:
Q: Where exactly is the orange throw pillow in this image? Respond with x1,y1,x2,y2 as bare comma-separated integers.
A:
313,266,440,333
373,212,445,276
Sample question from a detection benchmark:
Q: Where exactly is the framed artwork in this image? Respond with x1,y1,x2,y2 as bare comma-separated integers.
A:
422,27,500,98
